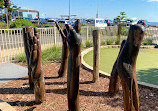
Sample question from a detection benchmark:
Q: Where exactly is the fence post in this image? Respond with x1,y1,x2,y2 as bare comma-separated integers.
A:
0,39,2,62
117,23,122,44
86,26,89,41
54,27,57,45
92,29,100,83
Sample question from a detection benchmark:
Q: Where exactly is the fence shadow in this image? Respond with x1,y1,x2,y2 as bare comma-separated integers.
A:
7,101,36,107
0,87,34,94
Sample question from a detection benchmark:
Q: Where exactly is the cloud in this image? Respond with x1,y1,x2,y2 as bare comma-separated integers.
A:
147,0,158,2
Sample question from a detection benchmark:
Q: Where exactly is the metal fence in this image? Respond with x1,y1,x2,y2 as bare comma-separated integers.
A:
0,27,62,63
0,26,158,63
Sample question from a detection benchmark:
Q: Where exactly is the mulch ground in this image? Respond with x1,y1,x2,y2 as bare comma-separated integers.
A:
0,61,158,111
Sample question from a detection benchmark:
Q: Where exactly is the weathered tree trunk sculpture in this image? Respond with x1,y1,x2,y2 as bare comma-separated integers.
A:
117,24,145,111
23,26,34,89
93,29,100,83
67,19,82,111
108,40,126,96
117,23,122,44
55,22,69,77
23,26,46,104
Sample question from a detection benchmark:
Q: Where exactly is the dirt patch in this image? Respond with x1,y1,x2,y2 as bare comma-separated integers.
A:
0,62,157,111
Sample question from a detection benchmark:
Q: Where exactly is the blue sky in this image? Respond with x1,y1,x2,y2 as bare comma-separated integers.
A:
11,0,158,22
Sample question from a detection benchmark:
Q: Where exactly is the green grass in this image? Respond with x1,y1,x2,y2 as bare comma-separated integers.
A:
12,46,62,64
83,48,158,85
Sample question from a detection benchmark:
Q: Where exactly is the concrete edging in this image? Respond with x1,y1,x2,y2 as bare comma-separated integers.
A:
0,100,16,111
81,45,158,89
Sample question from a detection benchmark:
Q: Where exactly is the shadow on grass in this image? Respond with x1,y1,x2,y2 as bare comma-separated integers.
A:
137,68,158,85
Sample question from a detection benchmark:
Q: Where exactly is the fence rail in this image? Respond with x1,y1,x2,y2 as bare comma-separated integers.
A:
0,26,158,63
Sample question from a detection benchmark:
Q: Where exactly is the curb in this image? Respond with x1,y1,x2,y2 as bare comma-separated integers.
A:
0,100,16,111
81,46,158,89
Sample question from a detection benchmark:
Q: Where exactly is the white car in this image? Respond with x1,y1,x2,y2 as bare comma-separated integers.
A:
126,17,137,26
58,20,70,24
86,18,107,28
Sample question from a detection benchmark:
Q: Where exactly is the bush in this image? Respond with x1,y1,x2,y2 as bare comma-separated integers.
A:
85,40,93,47
10,19,33,28
114,38,120,45
142,39,152,45
121,28,128,36
106,38,114,45
0,22,7,29
101,40,107,46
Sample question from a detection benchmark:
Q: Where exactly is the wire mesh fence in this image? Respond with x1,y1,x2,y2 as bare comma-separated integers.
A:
0,25,158,63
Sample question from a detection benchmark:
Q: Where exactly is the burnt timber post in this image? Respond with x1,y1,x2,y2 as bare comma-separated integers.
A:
55,22,69,77
117,24,145,111
67,19,82,111
23,26,46,104
108,40,126,96
92,29,100,83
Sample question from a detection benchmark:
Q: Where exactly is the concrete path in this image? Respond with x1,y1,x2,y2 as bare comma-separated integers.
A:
0,63,27,84
0,62,28,111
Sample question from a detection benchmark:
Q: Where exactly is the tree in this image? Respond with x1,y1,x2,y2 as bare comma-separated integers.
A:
0,0,20,26
116,12,126,20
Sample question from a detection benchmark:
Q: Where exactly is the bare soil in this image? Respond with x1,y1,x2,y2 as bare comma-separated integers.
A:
0,62,157,111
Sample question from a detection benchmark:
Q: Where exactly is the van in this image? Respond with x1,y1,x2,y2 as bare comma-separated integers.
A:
86,18,107,28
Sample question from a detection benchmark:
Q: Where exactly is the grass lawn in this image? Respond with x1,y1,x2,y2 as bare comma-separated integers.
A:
83,48,158,85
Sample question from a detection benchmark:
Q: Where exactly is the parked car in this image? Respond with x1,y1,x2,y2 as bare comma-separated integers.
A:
105,19,113,26
0,19,5,23
126,17,137,26
113,18,120,26
31,18,48,24
137,20,149,27
46,18,56,26
58,20,70,25
23,17,33,21
86,18,107,28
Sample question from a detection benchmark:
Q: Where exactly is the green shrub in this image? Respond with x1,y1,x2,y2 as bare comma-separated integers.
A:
10,19,33,28
142,39,152,45
114,38,120,45
0,22,7,29
101,40,106,46
121,28,128,36
85,40,93,47
12,54,26,62
106,38,114,45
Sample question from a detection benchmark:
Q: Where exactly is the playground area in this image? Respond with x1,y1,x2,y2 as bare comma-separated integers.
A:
0,24,158,111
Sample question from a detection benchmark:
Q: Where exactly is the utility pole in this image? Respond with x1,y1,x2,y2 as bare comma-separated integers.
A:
96,5,99,18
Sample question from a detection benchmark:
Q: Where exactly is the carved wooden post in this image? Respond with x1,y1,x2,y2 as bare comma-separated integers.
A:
117,23,122,44
117,24,145,111
67,19,82,111
108,40,126,96
55,22,69,77
23,26,34,89
93,29,100,83
23,26,46,104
